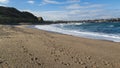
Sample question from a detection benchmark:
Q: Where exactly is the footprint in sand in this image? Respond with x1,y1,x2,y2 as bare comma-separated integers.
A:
0,58,5,64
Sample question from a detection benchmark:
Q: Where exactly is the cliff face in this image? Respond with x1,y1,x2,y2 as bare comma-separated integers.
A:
38,17,43,22
0,6,43,24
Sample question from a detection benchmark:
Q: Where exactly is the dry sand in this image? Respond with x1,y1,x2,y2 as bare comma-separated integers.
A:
0,25,120,68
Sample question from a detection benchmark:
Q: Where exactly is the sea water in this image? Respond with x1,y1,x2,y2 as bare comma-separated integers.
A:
35,22,120,42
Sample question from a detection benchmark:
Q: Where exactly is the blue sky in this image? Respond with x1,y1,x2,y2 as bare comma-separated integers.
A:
0,0,120,20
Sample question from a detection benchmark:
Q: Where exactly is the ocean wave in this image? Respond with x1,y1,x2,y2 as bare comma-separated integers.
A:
54,22,83,26
35,24,120,42
109,25,114,27
66,22,83,25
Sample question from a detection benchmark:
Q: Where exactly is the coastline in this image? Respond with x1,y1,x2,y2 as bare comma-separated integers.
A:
0,25,120,68
35,24,120,42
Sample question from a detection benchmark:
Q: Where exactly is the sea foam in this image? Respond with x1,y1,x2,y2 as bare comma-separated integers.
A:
35,23,120,42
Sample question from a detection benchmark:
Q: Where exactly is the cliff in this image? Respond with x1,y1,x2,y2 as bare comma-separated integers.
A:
38,17,43,22
0,6,43,24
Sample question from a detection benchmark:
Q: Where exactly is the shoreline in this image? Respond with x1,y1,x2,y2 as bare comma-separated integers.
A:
0,25,120,68
34,24,120,43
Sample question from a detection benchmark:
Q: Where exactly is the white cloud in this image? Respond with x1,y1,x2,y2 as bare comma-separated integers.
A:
83,2,90,4
22,0,120,21
66,4,82,9
22,8,120,21
27,0,35,4
31,11,69,20
44,0,60,4
0,0,9,4
66,0,80,3
39,0,61,5
0,3,7,6
66,4,104,9
39,0,81,6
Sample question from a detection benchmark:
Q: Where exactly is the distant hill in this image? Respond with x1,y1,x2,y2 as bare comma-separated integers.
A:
0,6,43,24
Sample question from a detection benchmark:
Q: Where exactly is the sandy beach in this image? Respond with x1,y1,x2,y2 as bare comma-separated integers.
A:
0,25,120,68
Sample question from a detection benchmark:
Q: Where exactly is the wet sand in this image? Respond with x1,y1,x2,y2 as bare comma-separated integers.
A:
0,25,120,68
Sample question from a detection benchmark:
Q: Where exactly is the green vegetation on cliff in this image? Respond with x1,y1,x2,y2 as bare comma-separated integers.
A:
0,6,43,24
